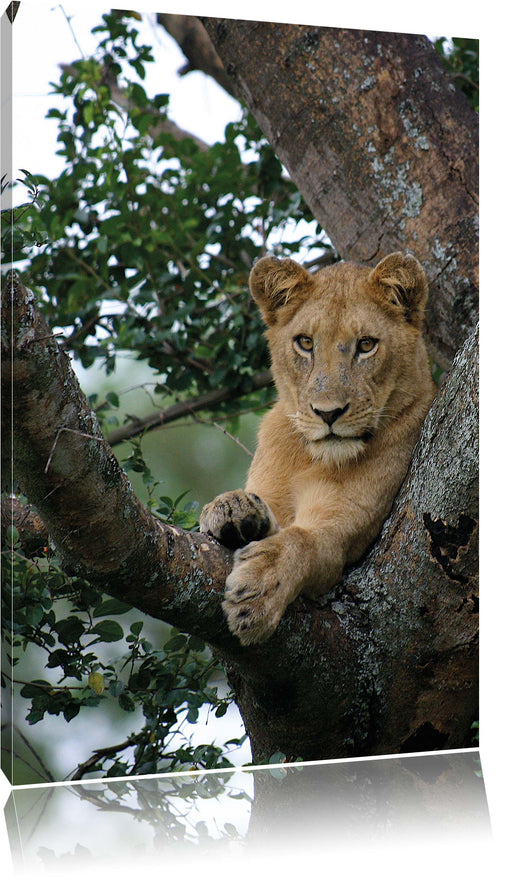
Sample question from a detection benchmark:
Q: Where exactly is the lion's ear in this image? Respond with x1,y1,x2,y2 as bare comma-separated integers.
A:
249,256,313,325
369,252,428,328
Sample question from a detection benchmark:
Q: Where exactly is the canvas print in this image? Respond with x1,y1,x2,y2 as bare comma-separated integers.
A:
1,1,478,793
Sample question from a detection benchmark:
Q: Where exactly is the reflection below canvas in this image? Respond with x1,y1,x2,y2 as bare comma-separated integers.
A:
4,749,490,876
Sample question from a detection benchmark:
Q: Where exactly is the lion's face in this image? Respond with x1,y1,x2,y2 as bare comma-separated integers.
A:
250,253,429,467
275,286,411,465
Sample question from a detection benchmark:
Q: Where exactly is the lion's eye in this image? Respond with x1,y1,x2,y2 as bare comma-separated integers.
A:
294,335,314,354
356,337,378,355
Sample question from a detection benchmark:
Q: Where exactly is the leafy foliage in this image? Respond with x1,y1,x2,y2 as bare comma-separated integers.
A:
2,12,327,401
434,37,479,110
2,520,244,779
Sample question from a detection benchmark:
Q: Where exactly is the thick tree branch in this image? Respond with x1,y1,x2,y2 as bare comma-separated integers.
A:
1,272,234,650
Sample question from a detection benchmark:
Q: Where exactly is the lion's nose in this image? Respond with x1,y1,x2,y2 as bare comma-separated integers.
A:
311,404,349,427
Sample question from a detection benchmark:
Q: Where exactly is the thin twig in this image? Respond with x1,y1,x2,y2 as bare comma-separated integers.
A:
55,4,86,59
44,427,103,474
211,420,253,458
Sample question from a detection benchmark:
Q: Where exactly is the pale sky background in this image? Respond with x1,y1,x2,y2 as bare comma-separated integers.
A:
2,0,511,878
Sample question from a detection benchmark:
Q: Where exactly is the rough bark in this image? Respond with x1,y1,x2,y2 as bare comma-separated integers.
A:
2,272,478,763
1,273,234,649
343,326,478,754
1,497,48,557
201,19,478,370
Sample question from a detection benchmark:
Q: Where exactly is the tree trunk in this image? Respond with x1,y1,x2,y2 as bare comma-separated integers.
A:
2,272,478,763
201,19,478,371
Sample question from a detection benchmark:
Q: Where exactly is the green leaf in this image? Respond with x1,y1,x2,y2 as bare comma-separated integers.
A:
269,751,286,765
26,707,46,725
82,102,95,126
118,692,135,712
55,616,86,644
25,604,45,627
105,391,119,407
46,649,70,669
63,703,80,722
93,598,133,617
20,680,51,698
6,524,19,545
89,620,124,643
187,706,199,723
163,633,187,652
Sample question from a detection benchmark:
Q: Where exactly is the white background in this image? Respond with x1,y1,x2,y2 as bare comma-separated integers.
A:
1,0,510,879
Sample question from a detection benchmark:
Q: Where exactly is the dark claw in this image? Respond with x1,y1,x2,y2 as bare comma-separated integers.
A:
219,522,246,550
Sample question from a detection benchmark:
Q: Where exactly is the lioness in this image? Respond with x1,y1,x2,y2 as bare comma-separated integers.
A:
200,252,436,645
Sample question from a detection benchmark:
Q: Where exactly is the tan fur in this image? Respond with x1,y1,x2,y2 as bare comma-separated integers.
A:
200,253,436,645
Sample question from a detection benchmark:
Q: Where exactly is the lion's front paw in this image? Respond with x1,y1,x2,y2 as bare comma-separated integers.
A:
222,538,294,645
199,489,277,550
